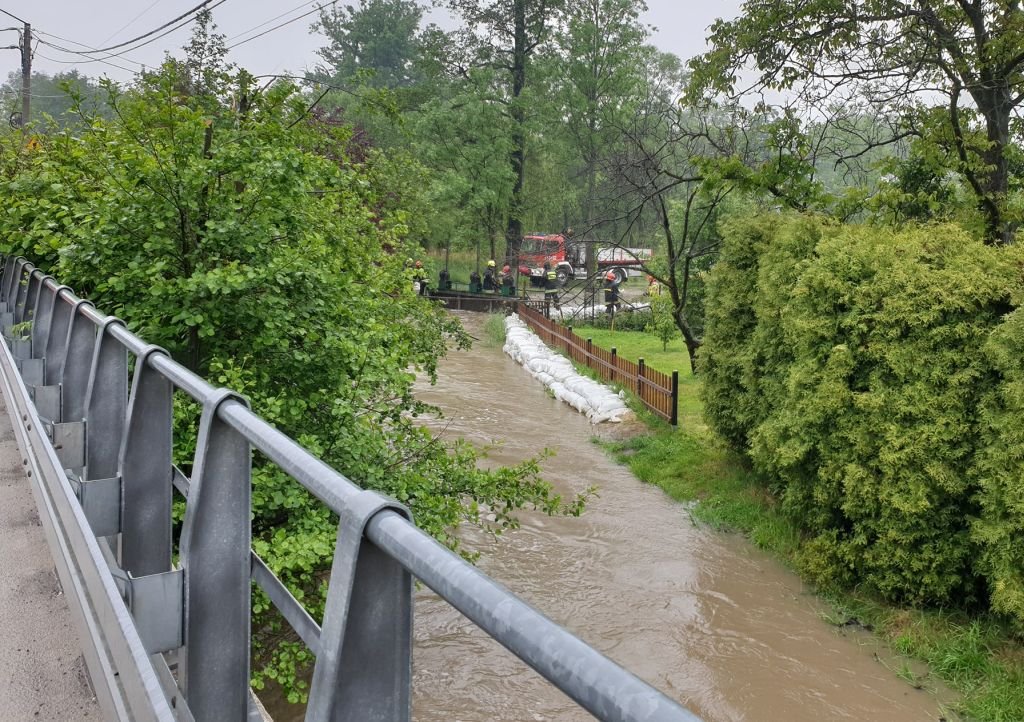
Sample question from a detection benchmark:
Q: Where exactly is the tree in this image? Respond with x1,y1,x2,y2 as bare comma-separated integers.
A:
0,13,585,703
557,0,650,274
440,0,565,263
0,70,111,128
690,0,1024,244
312,0,426,89
411,71,516,259
601,50,813,372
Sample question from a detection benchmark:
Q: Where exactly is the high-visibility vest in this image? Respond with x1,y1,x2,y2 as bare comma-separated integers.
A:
545,269,558,293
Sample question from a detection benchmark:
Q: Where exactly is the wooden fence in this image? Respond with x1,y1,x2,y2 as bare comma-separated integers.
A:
516,302,679,425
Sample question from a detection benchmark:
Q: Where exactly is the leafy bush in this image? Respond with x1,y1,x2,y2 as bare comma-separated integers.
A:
646,292,678,350
0,18,587,701
975,306,1024,624
702,212,1024,612
570,307,652,331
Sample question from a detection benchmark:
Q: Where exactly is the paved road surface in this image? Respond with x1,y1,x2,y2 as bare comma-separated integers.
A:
0,390,99,720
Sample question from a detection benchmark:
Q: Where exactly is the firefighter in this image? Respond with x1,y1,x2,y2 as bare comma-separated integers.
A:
483,259,498,293
604,270,621,316
499,264,515,297
543,261,559,317
469,269,482,293
438,268,452,291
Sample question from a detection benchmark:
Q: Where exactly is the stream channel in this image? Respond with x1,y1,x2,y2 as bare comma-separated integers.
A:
268,311,954,721
410,312,952,722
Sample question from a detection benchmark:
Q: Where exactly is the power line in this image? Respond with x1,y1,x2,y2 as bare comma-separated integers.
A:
97,0,161,47
33,0,229,71
35,29,149,65
36,47,138,74
226,0,320,42
35,37,146,69
89,0,223,53
226,1,334,50
0,7,28,25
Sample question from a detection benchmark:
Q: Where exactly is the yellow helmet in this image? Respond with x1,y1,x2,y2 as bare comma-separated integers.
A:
487,259,496,267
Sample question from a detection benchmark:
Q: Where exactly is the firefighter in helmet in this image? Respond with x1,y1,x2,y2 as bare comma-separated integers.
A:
499,263,515,297
603,270,621,315
543,261,559,316
483,259,498,293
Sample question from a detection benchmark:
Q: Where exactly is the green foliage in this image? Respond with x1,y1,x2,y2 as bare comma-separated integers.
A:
312,0,426,89
0,70,112,128
646,292,677,351
481,312,507,347
702,212,1024,611
577,308,651,332
699,213,796,450
0,16,585,703
975,305,1024,625
689,0,1024,243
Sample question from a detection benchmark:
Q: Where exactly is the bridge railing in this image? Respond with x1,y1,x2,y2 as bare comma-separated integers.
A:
0,256,700,722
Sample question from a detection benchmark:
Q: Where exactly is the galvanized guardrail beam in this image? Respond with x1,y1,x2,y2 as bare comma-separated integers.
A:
0,255,702,722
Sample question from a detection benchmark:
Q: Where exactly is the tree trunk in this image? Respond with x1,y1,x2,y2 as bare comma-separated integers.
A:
583,123,598,278
504,0,528,264
979,84,1013,244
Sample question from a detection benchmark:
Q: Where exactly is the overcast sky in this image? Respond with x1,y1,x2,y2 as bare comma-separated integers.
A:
0,0,741,86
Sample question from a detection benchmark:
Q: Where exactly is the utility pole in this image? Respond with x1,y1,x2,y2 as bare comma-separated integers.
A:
19,22,29,127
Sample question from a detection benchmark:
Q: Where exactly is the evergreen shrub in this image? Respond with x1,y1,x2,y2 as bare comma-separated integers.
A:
702,213,1024,613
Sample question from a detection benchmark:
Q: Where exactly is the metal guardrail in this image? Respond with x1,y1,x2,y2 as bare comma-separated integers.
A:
0,256,700,722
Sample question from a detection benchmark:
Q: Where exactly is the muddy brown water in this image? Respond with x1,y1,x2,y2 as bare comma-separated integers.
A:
267,312,954,721
411,313,953,722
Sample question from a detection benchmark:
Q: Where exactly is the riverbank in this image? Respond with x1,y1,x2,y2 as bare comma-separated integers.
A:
570,323,1024,722
415,310,951,720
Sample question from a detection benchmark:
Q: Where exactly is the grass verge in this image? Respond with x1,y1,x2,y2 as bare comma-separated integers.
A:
571,322,1024,722
481,313,506,348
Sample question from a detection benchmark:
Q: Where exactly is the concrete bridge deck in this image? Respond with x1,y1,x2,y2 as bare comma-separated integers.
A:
0,391,99,719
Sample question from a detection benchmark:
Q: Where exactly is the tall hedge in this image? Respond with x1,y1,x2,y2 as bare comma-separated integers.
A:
976,306,1024,622
702,213,1024,613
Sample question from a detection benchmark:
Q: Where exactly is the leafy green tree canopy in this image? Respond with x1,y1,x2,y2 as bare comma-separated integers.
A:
0,12,585,703
689,0,1024,244
313,0,428,88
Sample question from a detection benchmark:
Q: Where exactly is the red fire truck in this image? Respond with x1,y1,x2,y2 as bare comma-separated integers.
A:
517,234,653,285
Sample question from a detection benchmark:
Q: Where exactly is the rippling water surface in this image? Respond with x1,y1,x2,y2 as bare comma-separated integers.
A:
409,313,951,722
266,311,953,722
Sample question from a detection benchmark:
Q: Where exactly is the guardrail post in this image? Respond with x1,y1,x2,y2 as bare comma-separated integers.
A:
44,289,73,386
120,346,173,577
179,390,251,722
638,358,645,402
60,300,96,423
31,282,56,359
671,370,679,427
84,318,128,482
307,492,413,722
0,256,15,307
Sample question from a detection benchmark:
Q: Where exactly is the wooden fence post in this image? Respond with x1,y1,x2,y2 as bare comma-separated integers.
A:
637,358,644,402
671,370,679,427
611,347,617,383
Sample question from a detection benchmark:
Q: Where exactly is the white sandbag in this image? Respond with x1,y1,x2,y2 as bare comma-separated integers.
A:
504,314,635,424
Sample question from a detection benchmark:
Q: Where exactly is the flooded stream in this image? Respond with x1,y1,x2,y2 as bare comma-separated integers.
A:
408,312,951,722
